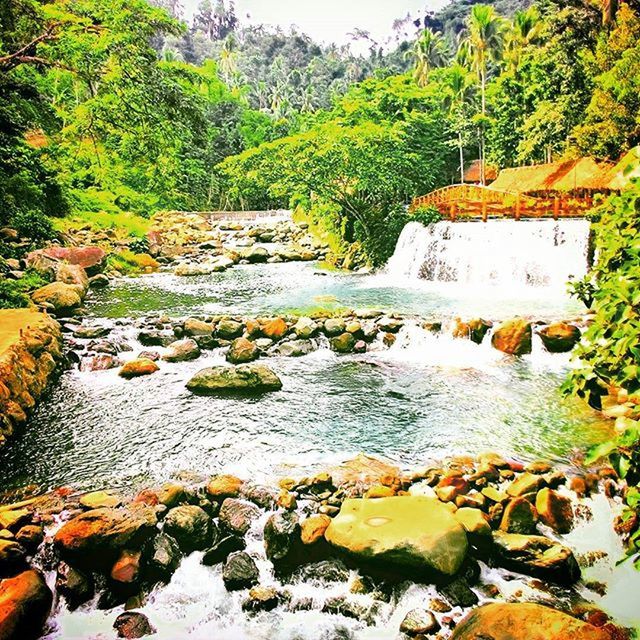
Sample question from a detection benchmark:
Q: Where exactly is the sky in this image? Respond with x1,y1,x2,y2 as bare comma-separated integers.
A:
181,1,448,51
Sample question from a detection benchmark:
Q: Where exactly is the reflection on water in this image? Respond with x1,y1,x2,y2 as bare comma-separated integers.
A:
87,262,585,321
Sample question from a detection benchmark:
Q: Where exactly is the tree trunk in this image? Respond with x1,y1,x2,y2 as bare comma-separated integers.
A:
458,131,465,184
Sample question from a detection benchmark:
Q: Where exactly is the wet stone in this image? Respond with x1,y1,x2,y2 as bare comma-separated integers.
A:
399,608,441,636
222,551,259,591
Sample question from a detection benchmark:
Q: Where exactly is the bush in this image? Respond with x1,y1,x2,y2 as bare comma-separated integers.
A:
0,268,50,309
412,204,442,226
10,210,56,245
108,250,159,275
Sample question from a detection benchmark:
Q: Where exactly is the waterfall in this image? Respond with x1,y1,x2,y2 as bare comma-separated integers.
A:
385,219,591,290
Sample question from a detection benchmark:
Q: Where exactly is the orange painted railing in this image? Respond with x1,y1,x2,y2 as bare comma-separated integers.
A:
411,184,591,221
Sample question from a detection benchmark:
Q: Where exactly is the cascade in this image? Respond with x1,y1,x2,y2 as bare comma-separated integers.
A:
385,219,591,290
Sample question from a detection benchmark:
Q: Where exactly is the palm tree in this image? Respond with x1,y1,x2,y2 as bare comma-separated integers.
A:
459,4,506,184
406,28,448,87
442,65,476,183
504,7,541,72
219,35,238,87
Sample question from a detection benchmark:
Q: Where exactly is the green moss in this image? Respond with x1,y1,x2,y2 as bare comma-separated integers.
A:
107,249,159,275
53,209,151,239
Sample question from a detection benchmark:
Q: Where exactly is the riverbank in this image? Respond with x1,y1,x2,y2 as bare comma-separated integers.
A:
0,310,63,447
0,451,635,639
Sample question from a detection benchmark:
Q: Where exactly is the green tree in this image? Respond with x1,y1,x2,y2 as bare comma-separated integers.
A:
459,4,506,183
405,28,448,87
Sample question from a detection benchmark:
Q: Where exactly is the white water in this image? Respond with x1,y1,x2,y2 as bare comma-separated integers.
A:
386,220,591,291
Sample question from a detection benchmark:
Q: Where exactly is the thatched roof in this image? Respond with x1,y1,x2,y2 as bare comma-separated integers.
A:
491,157,617,194
463,159,498,184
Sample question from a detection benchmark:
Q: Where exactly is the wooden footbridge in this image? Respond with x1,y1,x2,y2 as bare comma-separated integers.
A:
411,184,593,222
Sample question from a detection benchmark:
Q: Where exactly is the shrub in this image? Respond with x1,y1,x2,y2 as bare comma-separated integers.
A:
0,268,50,309
10,210,56,245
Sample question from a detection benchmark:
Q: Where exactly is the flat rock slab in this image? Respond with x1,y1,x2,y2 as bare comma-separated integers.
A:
325,496,467,577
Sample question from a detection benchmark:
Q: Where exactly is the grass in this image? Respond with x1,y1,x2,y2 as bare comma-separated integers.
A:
53,209,152,239
108,249,159,275
0,269,50,309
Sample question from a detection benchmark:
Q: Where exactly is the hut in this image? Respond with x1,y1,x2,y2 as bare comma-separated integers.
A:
490,157,617,196
463,159,498,184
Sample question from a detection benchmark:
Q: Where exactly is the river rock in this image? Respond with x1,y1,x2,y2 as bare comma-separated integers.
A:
491,318,532,355
113,611,156,639
538,323,582,353
0,539,26,577
264,511,300,562
163,505,211,552
138,330,174,347
54,506,157,569
31,282,83,315
297,558,350,583
323,318,345,336
162,339,201,363
110,549,142,585
535,488,574,533
330,332,356,353
0,509,30,532
300,514,332,545
143,533,182,582
399,609,440,636
242,586,280,612
219,498,260,536
56,263,89,293
491,531,580,584
14,525,43,552
0,569,52,640
500,497,538,534
79,491,121,510
216,319,243,340
262,317,288,340
507,472,545,497
222,551,259,590
293,317,317,339
451,602,611,640
325,496,467,577
243,246,269,263
202,535,246,566
89,273,109,288
80,354,119,371
56,562,94,610
455,508,491,538
377,317,403,333
226,337,259,364
271,339,314,357
206,475,244,501
186,364,282,394
119,358,159,379
329,454,400,491
183,319,213,337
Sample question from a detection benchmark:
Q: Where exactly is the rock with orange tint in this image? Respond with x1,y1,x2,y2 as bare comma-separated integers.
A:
451,603,610,640
262,318,288,340
300,515,332,545
206,475,244,501
0,569,52,640
118,358,159,379
54,506,157,570
328,454,401,493
110,550,141,584
538,322,582,353
491,318,532,355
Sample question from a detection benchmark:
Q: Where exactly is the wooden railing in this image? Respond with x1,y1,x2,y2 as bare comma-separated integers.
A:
411,185,592,221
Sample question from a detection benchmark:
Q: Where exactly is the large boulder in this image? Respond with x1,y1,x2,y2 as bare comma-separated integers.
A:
0,540,26,577
143,533,182,583
206,475,244,501
162,339,201,363
262,318,288,340
186,364,282,394
0,570,52,640
451,603,611,640
538,323,582,353
54,506,157,570
491,531,580,584
293,317,317,339
55,562,93,610
271,339,314,357
27,245,106,276
325,496,467,577
491,318,532,355
31,282,83,315
330,333,356,354
56,263,89,293
226,338,259,364
163,505,211,553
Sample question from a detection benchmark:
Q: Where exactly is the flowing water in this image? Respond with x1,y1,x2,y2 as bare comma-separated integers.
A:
3,218,637,638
